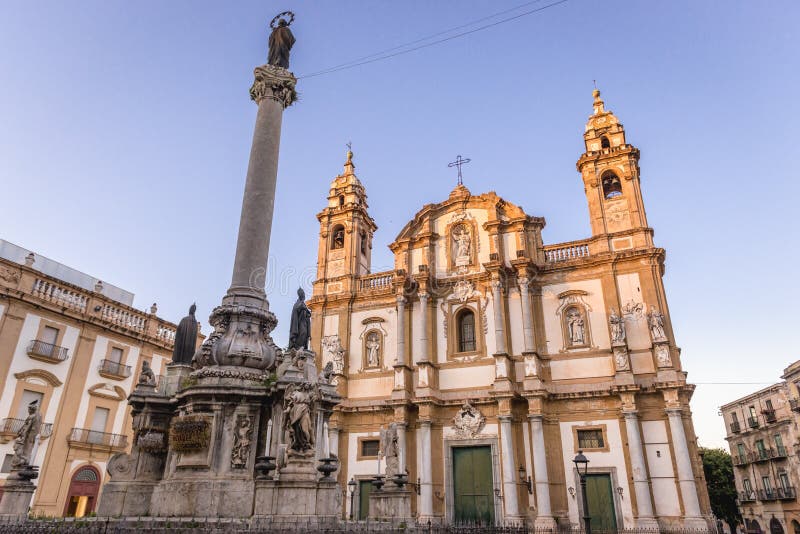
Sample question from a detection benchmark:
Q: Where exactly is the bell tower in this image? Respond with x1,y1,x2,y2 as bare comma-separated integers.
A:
576,89,653,251
313,148,377,298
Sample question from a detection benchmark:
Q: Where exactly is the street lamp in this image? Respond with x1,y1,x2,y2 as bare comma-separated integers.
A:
347,477,357,521
573,451,591,534
518,465,533,494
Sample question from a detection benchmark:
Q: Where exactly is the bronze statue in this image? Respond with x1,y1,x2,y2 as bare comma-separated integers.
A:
289,287,311,350
268,12,295,69
11,400,42,469
172,303,198,365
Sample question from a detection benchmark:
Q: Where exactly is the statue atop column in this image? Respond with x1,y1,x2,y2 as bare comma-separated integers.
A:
11,400,42,470
289,288,311,350
172,303,198,365
381,423,400,479
268,12,296,69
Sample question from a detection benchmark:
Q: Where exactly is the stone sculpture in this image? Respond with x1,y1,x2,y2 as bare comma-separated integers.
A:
172,304,198,365
452,225,471,266
268,12,295,69
284,383,316,456
452,402,485,439
231,415,253,468
289,288,311,350
381,423,400,478
138,360,156,386
648,306,667,342
609,308,626,345
567,308,585,344
11,400,42,469
366,331,380,367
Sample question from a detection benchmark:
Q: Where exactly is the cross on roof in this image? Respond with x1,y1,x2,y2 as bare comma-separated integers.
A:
448,155,471,186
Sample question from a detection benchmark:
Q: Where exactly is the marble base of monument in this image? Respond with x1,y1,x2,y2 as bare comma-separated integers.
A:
253,457,340,523
0,478,35,518
368,484,412,522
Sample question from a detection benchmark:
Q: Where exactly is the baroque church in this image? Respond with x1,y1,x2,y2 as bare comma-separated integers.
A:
309,90,712,528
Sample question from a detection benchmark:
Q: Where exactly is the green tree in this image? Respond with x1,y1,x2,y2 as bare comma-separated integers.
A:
700,447,741,530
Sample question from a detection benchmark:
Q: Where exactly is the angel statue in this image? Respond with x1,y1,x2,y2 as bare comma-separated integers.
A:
380,423,400,478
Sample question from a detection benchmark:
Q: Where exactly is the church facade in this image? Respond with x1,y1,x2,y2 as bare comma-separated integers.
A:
309,91,712,528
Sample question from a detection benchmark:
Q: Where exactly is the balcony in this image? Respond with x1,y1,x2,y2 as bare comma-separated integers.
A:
98,359,132,380
730,421,741,434
777,487,797,500
67,427,127,451
27,339,69,363
0,418,53,443
732,454,748,466
739,491,757,503
747,416,759,429
790,398,800,412
758,489,778,501
544,240,590,263
762,409,777,424
752,449,770,463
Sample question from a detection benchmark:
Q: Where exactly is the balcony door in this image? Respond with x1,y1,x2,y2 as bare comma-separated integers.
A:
88,407,109,444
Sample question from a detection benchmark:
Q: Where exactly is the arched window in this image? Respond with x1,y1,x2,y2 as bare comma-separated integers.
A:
457,309,476,353
360,232,367,255
331,225,345,249
338,195,345,207
600,136,610,149
602,172,623,199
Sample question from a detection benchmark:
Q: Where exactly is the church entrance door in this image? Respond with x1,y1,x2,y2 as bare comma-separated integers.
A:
358,479,372,520
453,445,494,525
585,473,617,532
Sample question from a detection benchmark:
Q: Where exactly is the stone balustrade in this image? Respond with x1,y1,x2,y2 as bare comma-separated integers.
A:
31,279,88,312
357,271,394,293
543,240,590,262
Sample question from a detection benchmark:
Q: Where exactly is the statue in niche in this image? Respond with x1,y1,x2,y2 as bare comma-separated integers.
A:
11,400,42,469
647,306,667,342
452,224,471,266
566,307,586,345
289,288,311,350
380,423,400,478
284,383,316,456
268,12,295,69
609,308,626,345
231,415,253,468
365,331,381,368
172,303,198,365
138,360,156,386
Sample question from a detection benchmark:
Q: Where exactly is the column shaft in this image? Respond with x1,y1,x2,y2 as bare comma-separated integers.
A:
418,421,433,518
623,411,655,520
491,280,507,354
529,415,553,521
396,423,407,474
499,416,520,520
667,408,702,519
418,293,429,362
396,297,406,366
519,278,535,353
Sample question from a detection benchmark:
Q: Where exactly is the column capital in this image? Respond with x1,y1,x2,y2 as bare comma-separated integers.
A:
527,413,544,422
249,64,297,107
490,278,503,292
517,276,531,289
622,409,639,419
418,291,429,301
396,294,407,306
665,406,683,416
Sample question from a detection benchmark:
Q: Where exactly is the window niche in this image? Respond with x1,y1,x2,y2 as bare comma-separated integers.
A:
456,308,476,353
601,172,623,200
331,224,345,250
600,136,611,149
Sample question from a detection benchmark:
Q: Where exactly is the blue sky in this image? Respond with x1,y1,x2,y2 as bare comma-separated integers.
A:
1,1,798,448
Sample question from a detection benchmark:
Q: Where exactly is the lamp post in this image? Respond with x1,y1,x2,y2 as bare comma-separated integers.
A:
348,477,357,521
573,451,591,534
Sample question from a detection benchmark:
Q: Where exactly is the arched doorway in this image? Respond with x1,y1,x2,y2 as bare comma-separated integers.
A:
790,520,800,534
63,465,100,517
770,518,785,534
747,519,764,534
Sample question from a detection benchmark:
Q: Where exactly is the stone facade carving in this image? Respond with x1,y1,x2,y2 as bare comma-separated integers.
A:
380,423,400,478
452,224,472,267
452,402,485,439
613,347,630,371
648,305,667,342
453,280,475,303
0,267,20,285
249,64,297,108
283,383,316,457
609,308,626,345
365,330,381,368
655,344,672,367
231,414,254,469
322,335,345,377
566,307,586,345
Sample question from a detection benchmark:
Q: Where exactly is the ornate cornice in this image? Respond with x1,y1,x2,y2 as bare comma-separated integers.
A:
249,64,297,108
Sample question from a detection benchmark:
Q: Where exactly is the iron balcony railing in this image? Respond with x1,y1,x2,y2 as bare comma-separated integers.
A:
790,398,800,412
777,486,797,500
758,489,778,501
730,421,741,434
27,339,69,362
0,418,53,438
732,454,748,466
68,427,127,448
762,409,777,423
98,359,132,378
739,491,757,502
747,416,759,428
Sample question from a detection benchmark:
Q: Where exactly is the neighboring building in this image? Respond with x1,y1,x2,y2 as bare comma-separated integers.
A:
310,91,712,528
721,361,800,534
0,241,194,517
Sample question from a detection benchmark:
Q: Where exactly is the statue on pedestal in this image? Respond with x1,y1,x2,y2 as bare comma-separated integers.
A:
11,400,42,470
172,303,198,365
268,12,295,69
647,305,667,342
284,383,316,456
289,288,311,350
138,360,156,386
609,308,626,345
381,423,400,479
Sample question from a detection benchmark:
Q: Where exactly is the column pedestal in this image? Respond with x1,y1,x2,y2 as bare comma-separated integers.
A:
0,476,36,519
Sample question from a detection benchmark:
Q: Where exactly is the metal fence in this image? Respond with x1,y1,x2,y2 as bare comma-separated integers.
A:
0,517,721,534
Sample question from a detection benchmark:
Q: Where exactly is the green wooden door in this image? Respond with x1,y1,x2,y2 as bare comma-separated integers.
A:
585,474,617,532
358,480,372,520
453,446,494,525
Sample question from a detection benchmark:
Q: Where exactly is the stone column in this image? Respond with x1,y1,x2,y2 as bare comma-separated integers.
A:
499,416,521,523
666,407,704,526
329,427,340,459
418,293,429,362
417,421,433,520
623,411,658,528
529,414,556,528
396,422,407,474
518,276,535,353
396,296,407,366
491,278,507,354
